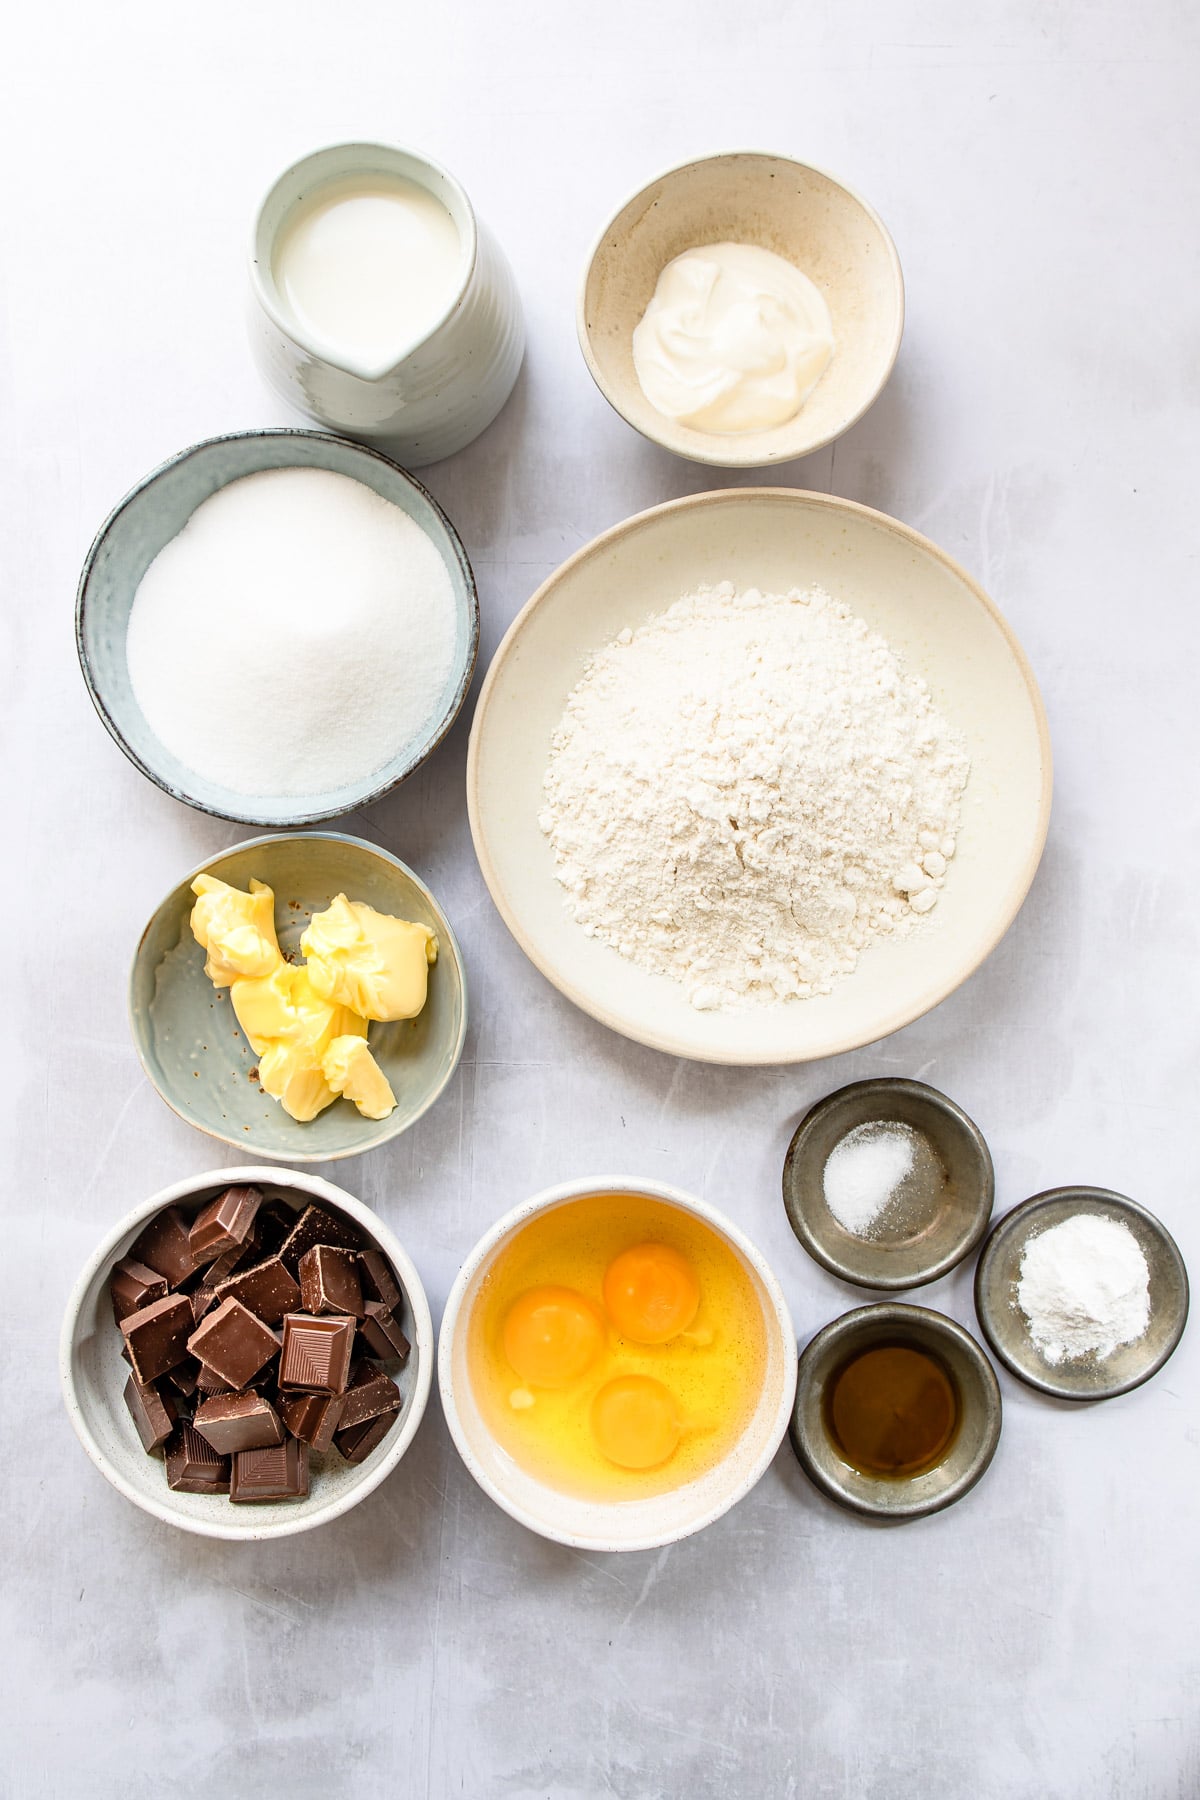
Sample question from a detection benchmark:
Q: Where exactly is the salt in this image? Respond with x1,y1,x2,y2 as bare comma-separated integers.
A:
1016,1213,1151,1364
823,1122,917,1236
126,467,457,798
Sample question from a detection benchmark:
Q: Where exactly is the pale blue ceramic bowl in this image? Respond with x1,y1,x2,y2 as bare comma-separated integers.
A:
130,832,467,1162
76,429,478,827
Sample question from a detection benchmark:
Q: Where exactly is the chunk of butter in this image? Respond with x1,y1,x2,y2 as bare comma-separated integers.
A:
190,875,282,985
301,893,438,1022
323,1035,397,1121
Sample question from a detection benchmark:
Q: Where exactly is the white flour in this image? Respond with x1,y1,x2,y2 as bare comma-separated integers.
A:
1016,1214,1151,1364
126,468,457,798
539,583,969,1008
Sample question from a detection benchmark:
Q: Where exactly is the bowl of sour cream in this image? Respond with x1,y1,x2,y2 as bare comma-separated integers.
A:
577,151,904,468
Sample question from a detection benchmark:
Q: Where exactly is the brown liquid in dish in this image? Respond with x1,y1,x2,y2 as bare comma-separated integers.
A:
825,1341,959,1477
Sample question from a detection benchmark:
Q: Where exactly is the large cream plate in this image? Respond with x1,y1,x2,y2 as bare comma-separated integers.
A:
467,490,1051,1065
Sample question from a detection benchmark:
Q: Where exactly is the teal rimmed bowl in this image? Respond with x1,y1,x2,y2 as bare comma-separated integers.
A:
130,832,467,1162
76,429,478,827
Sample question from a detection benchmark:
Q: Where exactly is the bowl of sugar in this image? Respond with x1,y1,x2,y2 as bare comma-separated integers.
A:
76,428,479,827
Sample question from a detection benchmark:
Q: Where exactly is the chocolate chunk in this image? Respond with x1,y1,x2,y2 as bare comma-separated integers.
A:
190,1286,218,1324
188,1297,280,1389
123,1373,179,1451
358,1249,404,1312
212,1254,301,1326
278,1390,345,1453
109,1258,168,1324
335,1411,398,1464
230,1437,310,1504
194,1392,285,1455
195,1362,238,1396
164,1358,201,1399
337,1360,401,1432
255,1198,298,1254
299,1245,364,1318
189,1184,263,1260
129,1206,198,1289
358,1301,411,1366
278,1203,362,1272
165,1423,231,1494
279,1313,356,1395
120,1293,194,1383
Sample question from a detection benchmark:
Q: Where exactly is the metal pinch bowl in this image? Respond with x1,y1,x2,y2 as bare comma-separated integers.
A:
974,1187,1189,1401
782,1077,995,1290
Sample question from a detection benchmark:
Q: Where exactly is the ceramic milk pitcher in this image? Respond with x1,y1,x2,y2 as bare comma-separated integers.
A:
249,142,524,466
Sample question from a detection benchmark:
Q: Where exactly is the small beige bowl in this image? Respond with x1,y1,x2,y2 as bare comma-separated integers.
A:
438,1176,797,1551
60,1166,434,1541
578,151,903,467
790,1303,1002,1520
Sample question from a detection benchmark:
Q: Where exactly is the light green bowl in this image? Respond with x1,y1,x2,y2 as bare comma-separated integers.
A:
130,832,467,1162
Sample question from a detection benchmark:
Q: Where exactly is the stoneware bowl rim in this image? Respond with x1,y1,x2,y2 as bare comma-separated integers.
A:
127,830,468,1163
59,1164,434,1541
973,1186,1190,1401
782,1076,995,1289
437,1174,797,1551
75,427,480,827
466,486,1053,1065
790,1301,1002,1520
576,147,904,467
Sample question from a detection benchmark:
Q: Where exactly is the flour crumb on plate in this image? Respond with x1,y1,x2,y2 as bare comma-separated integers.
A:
539,583,970,1009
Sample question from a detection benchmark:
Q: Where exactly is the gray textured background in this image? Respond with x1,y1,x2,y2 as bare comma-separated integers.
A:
4,2,1198,1795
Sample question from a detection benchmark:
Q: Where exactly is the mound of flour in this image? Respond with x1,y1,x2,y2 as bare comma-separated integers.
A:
539,583,970,1009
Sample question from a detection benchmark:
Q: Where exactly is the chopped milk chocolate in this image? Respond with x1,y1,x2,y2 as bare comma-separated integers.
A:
279,1314,356,1395
338,1360,401,1432
188,1185,263,1260
123,1372,179,1451
299,1244,364,1317
212,1254,301,1325
336,1411,398,1464
230,1438,309,1504
358,1249,404,1312
109,1257,168,1324
278,1390,345,1453
278,1203,363,1273
129,1206,198,1289
358,1301,411,1365
165,1423,231,1494
188,1297,280,1388
194,1392,285,1456
120,1293,194,1384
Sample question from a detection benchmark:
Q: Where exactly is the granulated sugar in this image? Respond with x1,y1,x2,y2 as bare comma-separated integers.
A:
539,583,969,1009
823,1121,918,1236
126,467,457,798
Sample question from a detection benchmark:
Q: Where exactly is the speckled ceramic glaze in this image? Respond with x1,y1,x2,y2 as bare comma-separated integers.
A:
75,429,479,828
790,1303,1002,1520
129,833,467,1163
439,1177,797,1551
579,151,903,467
60,1166,434,1541
974,1188,1189,1401
249,142,524,464
783,1078,995,1290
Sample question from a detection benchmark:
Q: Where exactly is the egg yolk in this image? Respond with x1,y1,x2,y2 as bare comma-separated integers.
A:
501,1287,606,1389
591,1375,682,1469
602,1242,700,1344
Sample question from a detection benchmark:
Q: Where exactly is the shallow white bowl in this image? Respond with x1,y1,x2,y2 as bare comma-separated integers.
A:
578,151,903,467
60,1166,433,1541
467,488,1052,1065
438,1177,797,1552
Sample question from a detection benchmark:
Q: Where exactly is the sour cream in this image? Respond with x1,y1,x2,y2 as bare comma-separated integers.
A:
631,242,834,434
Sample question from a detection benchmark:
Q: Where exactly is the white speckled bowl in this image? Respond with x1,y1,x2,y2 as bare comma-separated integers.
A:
76,428,479,827
438,1177,797,1551
129,832,467,1163
60,1166,434,1541
578,151,903,467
